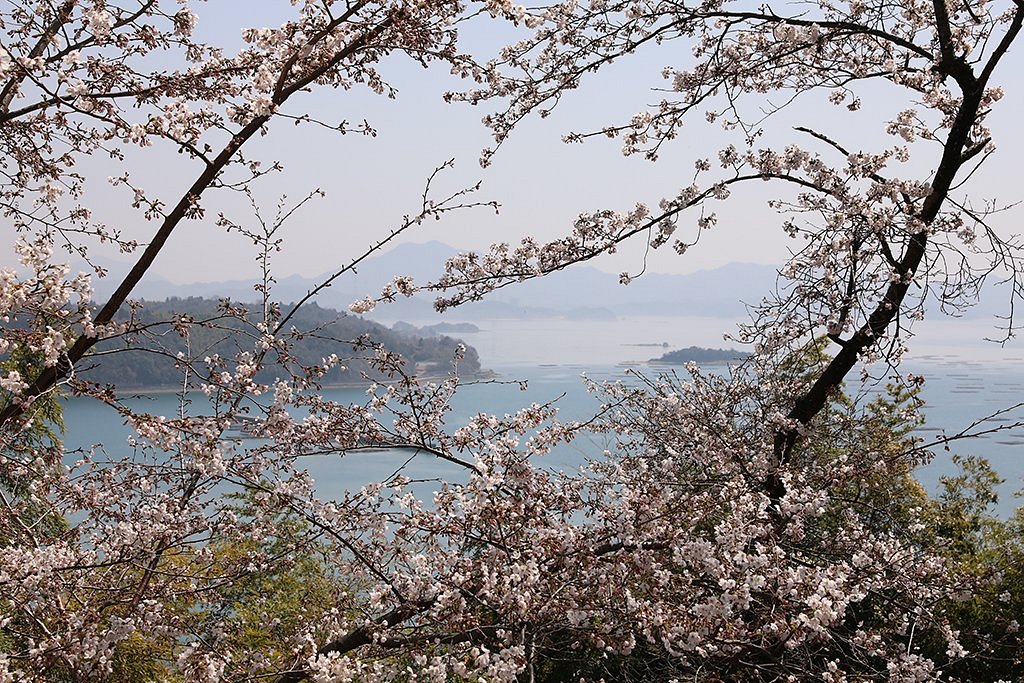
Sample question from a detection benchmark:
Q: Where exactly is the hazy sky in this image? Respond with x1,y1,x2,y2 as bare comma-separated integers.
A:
18,4,1024,288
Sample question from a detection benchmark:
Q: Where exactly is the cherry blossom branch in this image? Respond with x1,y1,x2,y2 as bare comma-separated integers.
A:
0,0,75,112
0,6,404,429
774,8,1020,463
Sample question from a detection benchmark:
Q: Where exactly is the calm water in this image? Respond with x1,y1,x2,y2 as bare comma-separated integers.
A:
60,316,1024,516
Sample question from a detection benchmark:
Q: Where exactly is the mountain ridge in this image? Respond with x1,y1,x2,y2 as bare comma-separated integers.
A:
94,241,780,323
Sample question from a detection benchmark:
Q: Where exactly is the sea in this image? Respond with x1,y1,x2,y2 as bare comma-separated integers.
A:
60,315,1024,517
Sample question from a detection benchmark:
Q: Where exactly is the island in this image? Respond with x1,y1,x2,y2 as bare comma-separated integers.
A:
650,346,750,364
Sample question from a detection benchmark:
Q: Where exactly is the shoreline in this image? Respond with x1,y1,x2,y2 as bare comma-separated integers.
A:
66,369,500,398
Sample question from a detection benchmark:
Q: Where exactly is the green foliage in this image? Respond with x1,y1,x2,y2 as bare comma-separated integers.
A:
782,338,928,529
789,342,1023,678
106,636,171,683
917,456,1024,680
174,488,364,675
1,347,72,675
1,345,170,681
0,344,66,544
0,343,64,452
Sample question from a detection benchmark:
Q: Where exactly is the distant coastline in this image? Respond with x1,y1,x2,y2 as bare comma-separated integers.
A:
79,368,499,397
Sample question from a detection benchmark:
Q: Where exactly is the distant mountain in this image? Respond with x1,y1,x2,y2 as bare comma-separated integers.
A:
360,247,780,322
100,241,780,322
94,241,461,309
480,260,779,318
87,241,1024,330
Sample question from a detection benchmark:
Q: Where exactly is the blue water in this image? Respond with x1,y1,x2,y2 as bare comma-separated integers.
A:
58,316,1024,517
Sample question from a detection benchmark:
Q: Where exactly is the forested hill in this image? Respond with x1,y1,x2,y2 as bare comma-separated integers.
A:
79,297,482,390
